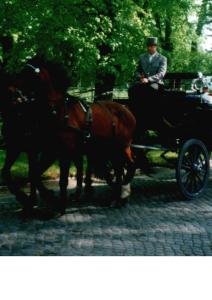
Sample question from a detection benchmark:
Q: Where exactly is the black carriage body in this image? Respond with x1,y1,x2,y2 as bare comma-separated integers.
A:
159,90,212,149
114,72,212,200
123,72,212,150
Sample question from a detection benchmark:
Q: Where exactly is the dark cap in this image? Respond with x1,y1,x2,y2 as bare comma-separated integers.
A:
146,37,158,46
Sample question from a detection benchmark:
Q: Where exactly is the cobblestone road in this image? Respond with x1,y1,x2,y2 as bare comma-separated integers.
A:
0,170,212,256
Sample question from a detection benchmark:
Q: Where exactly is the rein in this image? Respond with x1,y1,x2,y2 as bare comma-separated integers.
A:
63,100,116,141
62,99,92,139
95,101,116,136
26,63,114,139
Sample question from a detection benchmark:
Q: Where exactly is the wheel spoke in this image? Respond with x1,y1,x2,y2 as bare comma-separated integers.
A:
198,155,207,177
188,178,194,193
188,150,196,164
196,175,204,190
195,173,204,185
181,160,192,171
182,155,193,169
181,170,191,182
199,168,207,177
193,175,199,192
186,152,194,165
199,154,207,169
189,175,196,193
184,173,192,190
193,175,200,193
192,146,201,162
184,173,196,193
178,140,209,197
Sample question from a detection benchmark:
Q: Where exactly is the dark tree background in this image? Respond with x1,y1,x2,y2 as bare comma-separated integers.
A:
0,0,212,90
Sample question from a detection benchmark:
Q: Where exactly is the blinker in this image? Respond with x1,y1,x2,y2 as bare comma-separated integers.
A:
35,68,40,74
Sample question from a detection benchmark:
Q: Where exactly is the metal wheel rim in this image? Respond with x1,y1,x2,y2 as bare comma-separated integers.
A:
178,142,209,197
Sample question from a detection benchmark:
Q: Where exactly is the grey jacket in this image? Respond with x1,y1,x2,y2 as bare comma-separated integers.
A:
135,52,167,84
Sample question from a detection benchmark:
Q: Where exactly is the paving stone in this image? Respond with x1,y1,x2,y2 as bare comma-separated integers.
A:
0,176,212,255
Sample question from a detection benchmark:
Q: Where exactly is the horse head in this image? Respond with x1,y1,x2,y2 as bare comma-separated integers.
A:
30,59,70,114
7,58,69,114
7,63,47,108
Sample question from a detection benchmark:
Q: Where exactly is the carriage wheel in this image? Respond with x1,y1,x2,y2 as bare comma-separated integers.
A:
176,139,210,200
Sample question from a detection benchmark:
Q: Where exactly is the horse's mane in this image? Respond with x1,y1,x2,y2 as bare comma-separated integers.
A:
27,56,70,93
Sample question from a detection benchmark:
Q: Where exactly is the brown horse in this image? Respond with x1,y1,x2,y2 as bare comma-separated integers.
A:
30,64,136,209
1,58,136,213
47,92,136,208
0,58,71,213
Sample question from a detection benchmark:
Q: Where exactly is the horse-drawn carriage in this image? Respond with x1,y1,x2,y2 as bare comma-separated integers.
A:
115,72,212,200
1,63,212,213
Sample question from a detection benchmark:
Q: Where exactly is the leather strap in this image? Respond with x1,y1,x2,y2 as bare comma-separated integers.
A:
95,101,116,137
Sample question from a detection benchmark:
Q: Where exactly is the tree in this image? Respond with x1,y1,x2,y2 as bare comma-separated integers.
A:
192,0,212,51
0,0,212,90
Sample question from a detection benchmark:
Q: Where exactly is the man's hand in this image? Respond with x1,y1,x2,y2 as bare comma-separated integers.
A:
140,77,149,84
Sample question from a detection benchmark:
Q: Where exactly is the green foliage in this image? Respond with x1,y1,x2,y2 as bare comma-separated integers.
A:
0,0,212,86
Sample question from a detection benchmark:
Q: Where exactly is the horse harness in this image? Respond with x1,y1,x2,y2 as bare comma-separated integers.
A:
62,96,116,142
12,63,116,141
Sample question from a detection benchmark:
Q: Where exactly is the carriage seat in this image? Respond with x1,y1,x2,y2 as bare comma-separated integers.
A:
161,89,203,105
185,92,212,107
184,93,202,104
161,90,186,103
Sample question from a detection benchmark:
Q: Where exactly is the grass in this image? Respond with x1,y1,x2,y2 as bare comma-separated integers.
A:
0,150,62,185
147,150,178,166
0,147,177,186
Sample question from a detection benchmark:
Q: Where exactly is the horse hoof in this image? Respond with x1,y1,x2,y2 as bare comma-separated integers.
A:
121,184,131,199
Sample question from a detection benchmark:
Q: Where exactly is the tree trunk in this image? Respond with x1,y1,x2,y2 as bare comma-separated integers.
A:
192,0,209,52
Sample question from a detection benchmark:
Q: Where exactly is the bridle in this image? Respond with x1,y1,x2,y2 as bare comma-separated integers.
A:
8,63,42,105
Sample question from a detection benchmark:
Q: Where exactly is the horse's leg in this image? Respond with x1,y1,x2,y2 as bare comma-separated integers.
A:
122,146,136,185
2,148,31,209
2,148,19,188
110,147,133,208
59,155,71,212
74,154,84,200
35,151,57,200
84,155,94,198
27,150,39,207
110,156,123,208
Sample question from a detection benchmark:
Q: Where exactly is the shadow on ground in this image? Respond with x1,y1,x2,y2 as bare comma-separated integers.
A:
0,175,212,256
